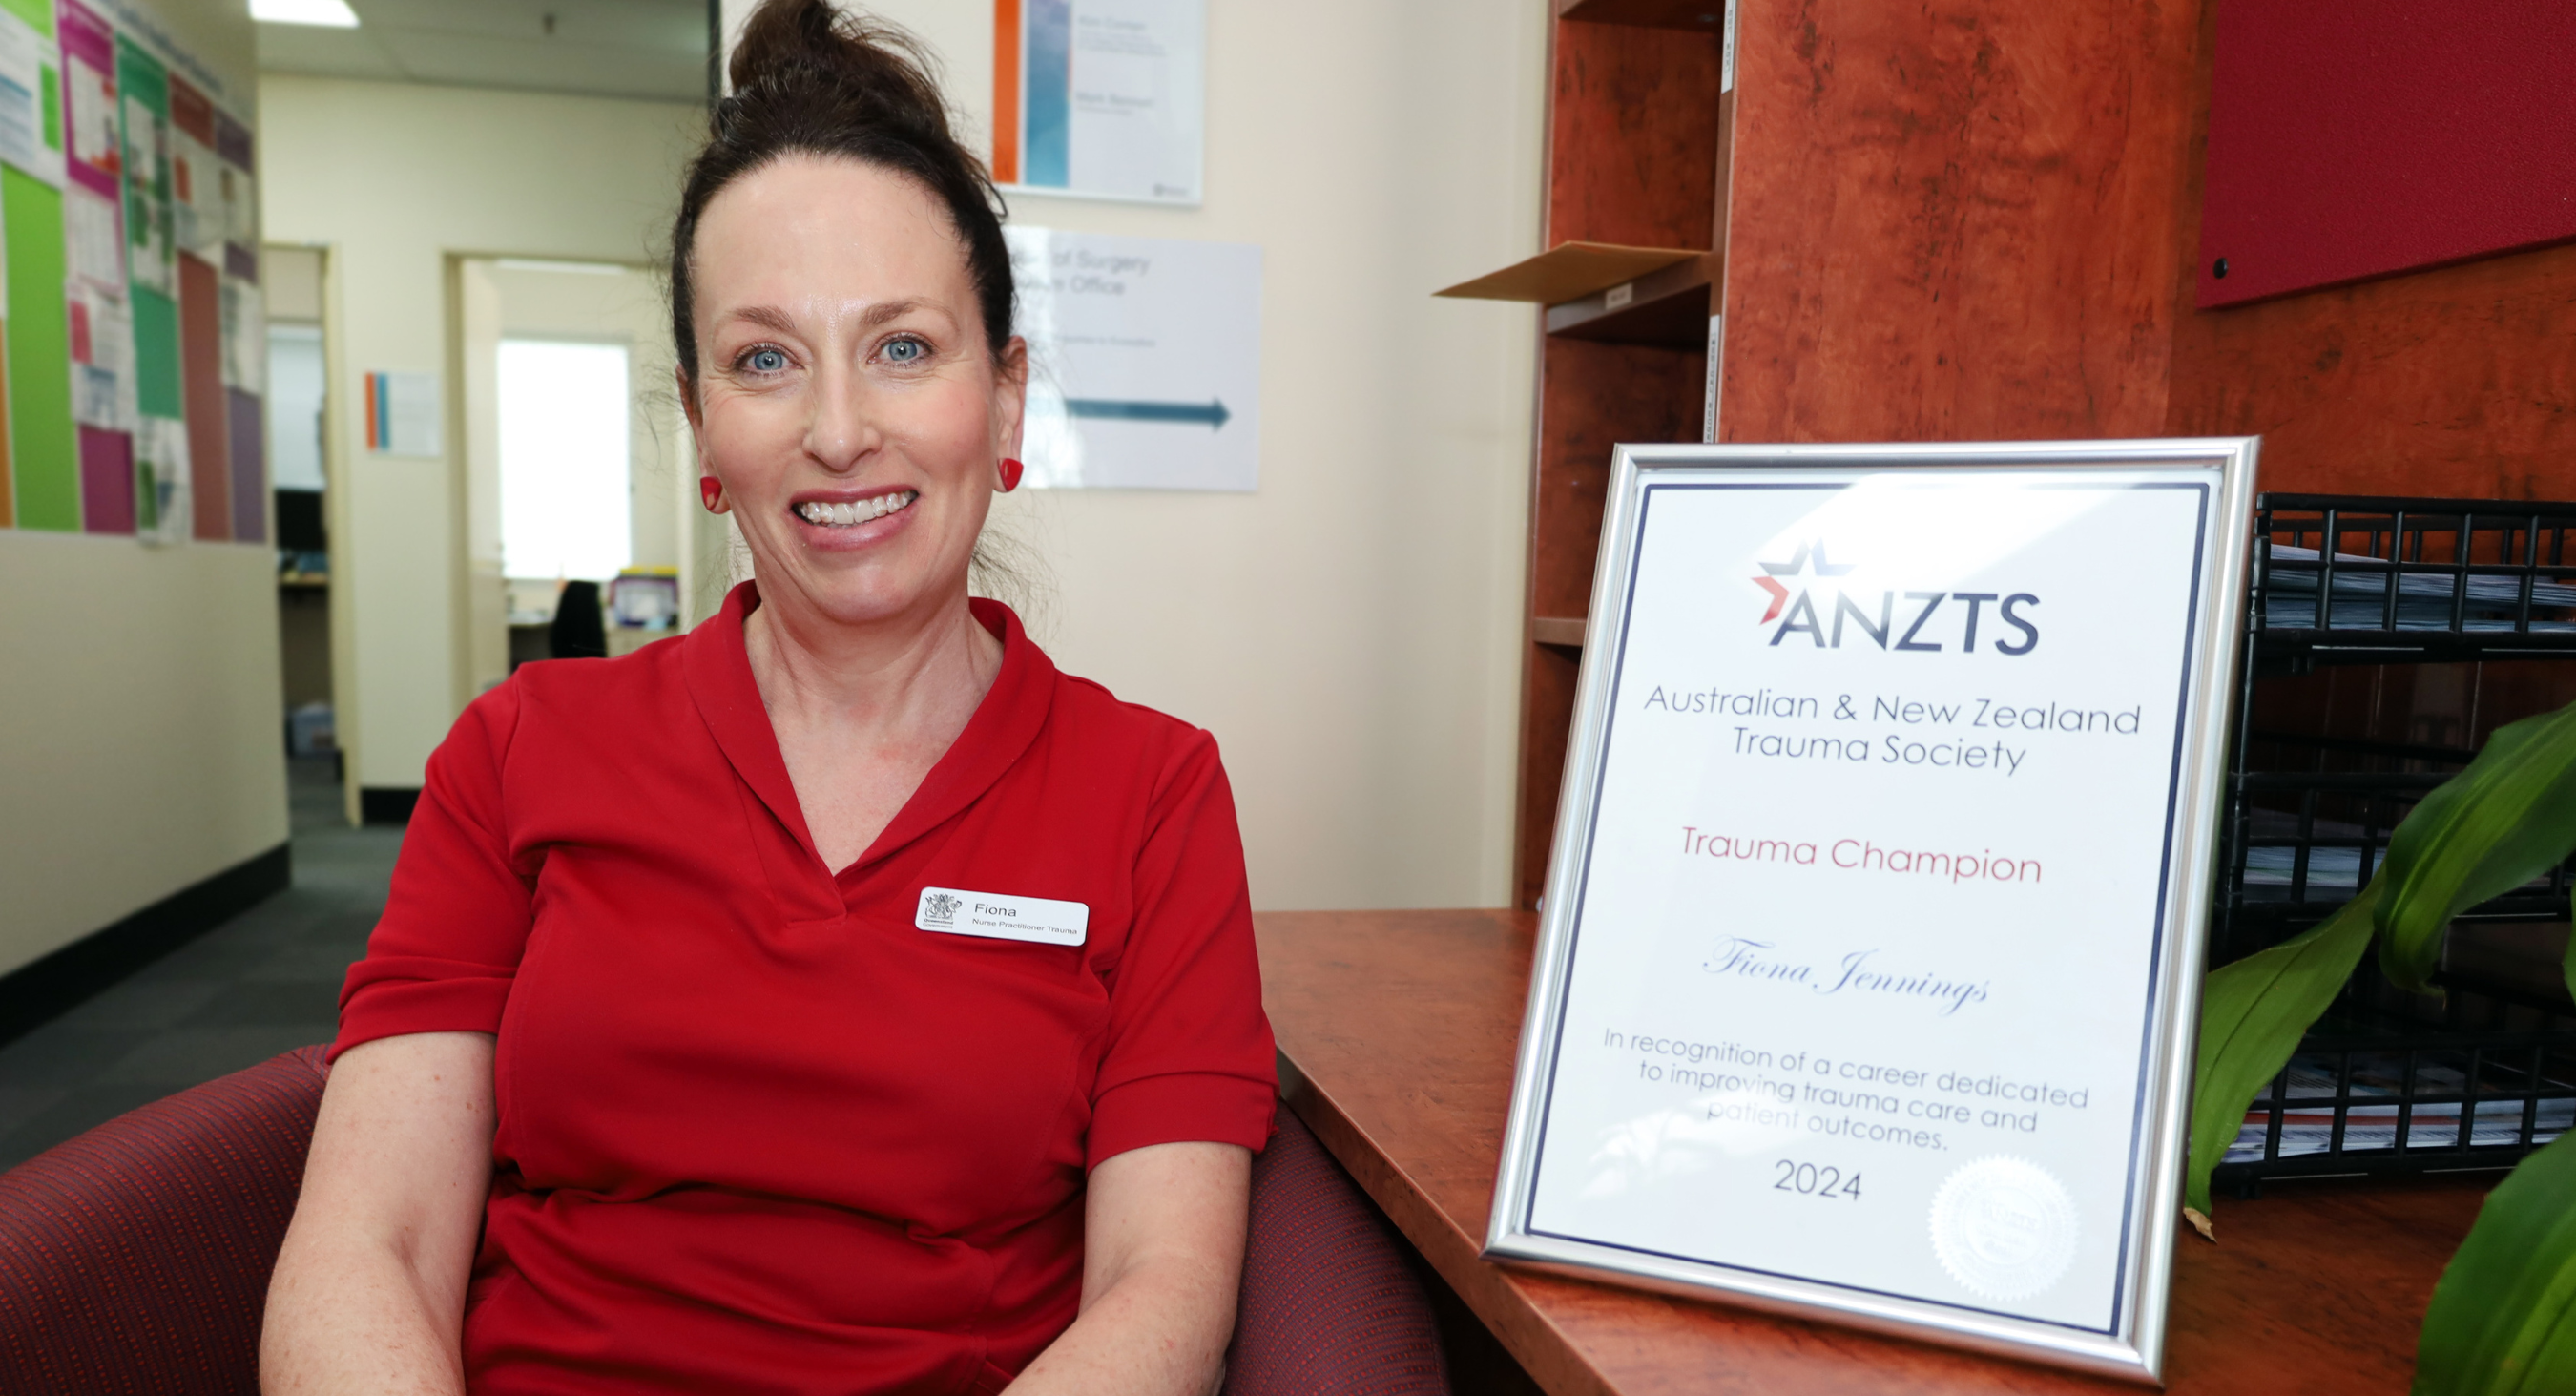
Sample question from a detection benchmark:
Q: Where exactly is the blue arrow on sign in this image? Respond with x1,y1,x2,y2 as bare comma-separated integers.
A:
1066,397,1232,430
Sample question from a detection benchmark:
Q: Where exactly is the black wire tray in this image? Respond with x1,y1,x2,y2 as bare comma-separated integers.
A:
2212,979,2576,1197
2254,494,2576,665
2214,768,2575,965
2212,493,2576,1190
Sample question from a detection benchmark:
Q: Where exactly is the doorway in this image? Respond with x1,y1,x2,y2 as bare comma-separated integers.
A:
452,257,724,697
261,244,342,831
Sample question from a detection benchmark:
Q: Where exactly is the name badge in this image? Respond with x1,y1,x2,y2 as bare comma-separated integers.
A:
915,887,1089,947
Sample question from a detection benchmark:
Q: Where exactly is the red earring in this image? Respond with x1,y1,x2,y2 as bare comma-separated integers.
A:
998,457,1025,493
699,476,722,512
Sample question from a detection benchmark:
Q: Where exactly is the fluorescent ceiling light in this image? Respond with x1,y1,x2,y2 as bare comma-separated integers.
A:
251,0,360,28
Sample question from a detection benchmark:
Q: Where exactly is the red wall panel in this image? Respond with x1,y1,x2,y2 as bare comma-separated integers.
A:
2199,0,2576,308
178,251,229,541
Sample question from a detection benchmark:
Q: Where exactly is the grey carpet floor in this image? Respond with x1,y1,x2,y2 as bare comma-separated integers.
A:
0,757,395,1169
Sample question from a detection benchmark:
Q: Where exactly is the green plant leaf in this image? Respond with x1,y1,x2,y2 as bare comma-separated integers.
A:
2413,1131,2576,1396
2183,881,2381,1224
2377,702,2576,994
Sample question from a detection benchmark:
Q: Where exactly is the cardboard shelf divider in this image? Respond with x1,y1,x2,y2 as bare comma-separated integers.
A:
1435,241,1702,307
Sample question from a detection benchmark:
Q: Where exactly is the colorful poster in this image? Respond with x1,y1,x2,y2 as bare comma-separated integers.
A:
114,36,177,441
132,407,182,542
56,0,116,523
74,418,124,531
225,383,259,541
0,326,10,530
0,0,65,531
59,175,113,287
363,370,439,457
55,0,110,196
67,275,131,427
4,160,75,531
213,105,248,278
992,0,1204,205
218,264,255,387
176,219,222,538
1004,225,1258,490
0,6,61,186
115,37,167,297
0,0,249,537
165,72,215,257
212,102,257,537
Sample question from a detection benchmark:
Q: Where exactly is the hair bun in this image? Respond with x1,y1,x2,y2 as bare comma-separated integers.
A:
727,0,953,145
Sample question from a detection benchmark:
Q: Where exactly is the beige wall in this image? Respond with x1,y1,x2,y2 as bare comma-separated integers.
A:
0,531,288,973
257,76,702,790
0,0,280,977
717,0,1550,909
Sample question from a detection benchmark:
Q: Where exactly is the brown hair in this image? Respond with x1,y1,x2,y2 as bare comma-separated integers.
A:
671,0,1015,387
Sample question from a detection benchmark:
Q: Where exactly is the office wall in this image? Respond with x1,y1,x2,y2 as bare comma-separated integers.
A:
257,76,702,791
717,0,1549,909
0,539,284,972
0,0,282,978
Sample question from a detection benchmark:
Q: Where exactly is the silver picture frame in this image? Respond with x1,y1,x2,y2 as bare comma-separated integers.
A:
1485,438,2262,1384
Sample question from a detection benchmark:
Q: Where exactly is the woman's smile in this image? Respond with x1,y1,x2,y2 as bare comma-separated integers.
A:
791,488,919,532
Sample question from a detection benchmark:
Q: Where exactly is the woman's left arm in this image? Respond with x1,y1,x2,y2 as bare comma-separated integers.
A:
1006,1139,1253,1396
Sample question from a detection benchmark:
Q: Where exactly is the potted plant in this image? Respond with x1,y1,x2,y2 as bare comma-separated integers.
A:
2188,700,2576,1393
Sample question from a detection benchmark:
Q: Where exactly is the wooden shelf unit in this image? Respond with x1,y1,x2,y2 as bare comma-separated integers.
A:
1544,252,1719,345
1555,0,1735,31
1529,615,1588,650
1507,10,1726,909
1500,0,2228,911
1496,0,2576,911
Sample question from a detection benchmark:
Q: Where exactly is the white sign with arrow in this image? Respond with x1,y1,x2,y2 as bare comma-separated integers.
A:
1006,225,1260,491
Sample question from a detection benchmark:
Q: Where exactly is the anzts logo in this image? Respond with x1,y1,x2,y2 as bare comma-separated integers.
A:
1753,542,2039,654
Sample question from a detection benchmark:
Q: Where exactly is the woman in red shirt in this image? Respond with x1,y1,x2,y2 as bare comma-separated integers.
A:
260,4,1276,1391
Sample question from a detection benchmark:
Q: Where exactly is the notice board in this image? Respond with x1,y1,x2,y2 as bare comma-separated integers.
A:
0,0,263,542
2198,0,2576,309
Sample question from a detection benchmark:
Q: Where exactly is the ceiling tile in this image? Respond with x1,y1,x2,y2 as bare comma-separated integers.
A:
375,29,703,102
355,0,703,53
256,23,409,83
265,0,706,103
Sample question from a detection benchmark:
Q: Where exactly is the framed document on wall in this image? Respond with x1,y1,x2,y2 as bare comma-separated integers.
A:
1488,439,2259,1382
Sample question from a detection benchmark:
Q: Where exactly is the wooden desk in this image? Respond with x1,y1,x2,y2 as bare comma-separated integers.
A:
1255,908,2488,1395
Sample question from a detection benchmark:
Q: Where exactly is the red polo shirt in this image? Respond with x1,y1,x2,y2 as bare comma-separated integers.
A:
333,583,1277,1394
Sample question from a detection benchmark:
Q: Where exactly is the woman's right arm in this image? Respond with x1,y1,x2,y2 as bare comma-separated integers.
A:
261,1031,498,1396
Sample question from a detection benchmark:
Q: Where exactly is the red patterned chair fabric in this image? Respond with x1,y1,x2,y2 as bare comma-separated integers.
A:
0,1047,1446,1395
0,1044,327,1395
1231,1108,1449,1395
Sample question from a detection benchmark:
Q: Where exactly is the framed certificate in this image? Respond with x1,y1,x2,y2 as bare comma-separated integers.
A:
1488,439,2259,1382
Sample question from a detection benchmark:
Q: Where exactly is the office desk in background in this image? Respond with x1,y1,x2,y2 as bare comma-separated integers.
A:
1253,909,2488,1396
